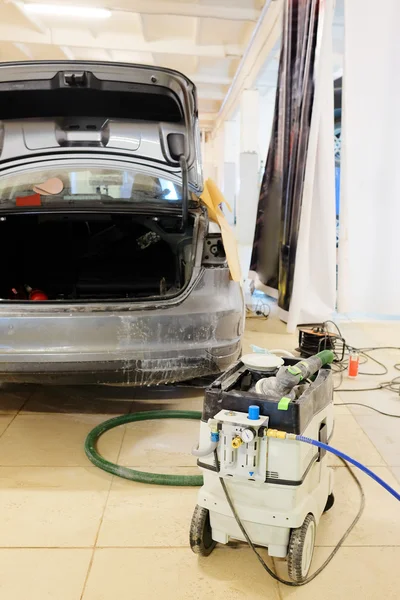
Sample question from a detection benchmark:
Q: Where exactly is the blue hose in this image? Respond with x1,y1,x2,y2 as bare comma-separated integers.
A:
296,435,400,502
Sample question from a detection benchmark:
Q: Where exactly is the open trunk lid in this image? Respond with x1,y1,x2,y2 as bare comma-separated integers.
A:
0,61,203,194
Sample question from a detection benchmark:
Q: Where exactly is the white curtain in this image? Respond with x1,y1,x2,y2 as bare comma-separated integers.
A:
285,0,337,332
337,0,400,315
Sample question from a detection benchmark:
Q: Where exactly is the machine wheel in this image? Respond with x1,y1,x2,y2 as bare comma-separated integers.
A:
287,513,316,583
324,492,335,513
189,505,216,557
334,110,342,167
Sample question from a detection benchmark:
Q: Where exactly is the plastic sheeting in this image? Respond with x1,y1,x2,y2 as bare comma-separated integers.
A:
337,0,400,316
201,179,242,282
251,0,336,331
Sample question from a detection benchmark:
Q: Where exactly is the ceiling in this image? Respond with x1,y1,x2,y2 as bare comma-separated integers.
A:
0,0,269,129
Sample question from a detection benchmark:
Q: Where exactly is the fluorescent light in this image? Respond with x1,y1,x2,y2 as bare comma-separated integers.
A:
23,3,112,19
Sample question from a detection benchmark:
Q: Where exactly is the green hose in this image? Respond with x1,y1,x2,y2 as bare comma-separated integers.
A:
84,410,204,486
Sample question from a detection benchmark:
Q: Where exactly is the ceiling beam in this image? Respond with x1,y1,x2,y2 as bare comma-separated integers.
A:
12,0,260,23
12,41,34,59
113,1,260,22
197,89,226,100
215,0,284,131
10,1,48,34
199,113,218,122
137,12,150,43
59,46,75,60
199,115,218,132
0,26,243,58
191,74,233,86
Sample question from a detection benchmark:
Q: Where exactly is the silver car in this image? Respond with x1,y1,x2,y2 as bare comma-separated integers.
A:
0,61,243,385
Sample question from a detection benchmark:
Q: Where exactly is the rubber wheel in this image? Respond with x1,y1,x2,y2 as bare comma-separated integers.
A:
334,113,341,167
189,505,216,557
287,513,316,583
324,492,335,513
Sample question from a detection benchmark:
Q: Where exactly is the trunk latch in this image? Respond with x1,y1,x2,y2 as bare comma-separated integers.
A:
63,72,87,87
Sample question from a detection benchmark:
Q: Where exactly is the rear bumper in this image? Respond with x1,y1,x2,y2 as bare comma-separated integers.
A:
0,343,241,385
0,269,243,385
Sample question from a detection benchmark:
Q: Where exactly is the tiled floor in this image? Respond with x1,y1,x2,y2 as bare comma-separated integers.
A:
0,319,399,599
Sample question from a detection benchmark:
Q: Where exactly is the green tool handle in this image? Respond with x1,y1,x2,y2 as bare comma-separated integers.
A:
316,350,335,365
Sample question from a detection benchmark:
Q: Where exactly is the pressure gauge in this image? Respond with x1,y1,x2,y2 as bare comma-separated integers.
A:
240,428,255,443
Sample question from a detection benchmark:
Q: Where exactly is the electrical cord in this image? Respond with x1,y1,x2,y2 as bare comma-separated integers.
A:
246,301,271,319
300,322,400,394
214,450,366,587
334,402,400,418
333,351,400,402
335,368,400,393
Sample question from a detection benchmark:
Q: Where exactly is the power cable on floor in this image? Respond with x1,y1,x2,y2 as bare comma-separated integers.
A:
297,321,400,416
302,322,400,394
334,402,400,418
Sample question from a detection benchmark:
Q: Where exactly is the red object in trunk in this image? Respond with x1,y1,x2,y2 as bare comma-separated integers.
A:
29,289,48,301
25,285,48,301
16,193,41,207
9,286,27,300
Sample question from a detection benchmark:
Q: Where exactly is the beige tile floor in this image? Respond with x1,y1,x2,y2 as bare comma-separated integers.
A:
0,318,398,599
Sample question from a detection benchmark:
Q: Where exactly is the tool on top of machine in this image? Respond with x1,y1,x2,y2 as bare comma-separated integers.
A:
254,350,333,400
240,352,284,372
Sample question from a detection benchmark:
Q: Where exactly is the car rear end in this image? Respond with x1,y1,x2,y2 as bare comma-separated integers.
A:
0,61,243,384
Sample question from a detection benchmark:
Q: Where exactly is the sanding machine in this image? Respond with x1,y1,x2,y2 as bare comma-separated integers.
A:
190,351,335,583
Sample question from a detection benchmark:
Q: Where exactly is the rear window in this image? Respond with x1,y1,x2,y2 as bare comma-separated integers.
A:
0,166,183,205
0,76,183,123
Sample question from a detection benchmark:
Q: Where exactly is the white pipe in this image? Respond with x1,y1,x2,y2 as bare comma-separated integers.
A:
192,440,219,457
269,349,296,358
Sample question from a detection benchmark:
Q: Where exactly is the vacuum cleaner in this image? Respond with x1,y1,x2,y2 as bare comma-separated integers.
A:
84,348,399,584
190,351,336,583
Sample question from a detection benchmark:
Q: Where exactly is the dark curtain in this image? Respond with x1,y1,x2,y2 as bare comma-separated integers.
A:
251,0,320,312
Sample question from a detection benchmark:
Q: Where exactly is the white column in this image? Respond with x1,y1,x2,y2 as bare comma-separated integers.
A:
202,134,217,182
214,128,225,192
236,89,260,278
222,120,239,226
201,129,206,165
240,89,260,154
258,88,276,182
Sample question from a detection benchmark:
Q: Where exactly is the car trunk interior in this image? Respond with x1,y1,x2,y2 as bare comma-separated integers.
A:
0,212,195,302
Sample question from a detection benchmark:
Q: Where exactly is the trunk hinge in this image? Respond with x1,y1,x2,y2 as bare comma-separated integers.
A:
179,154,189,232
167,133,189,231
